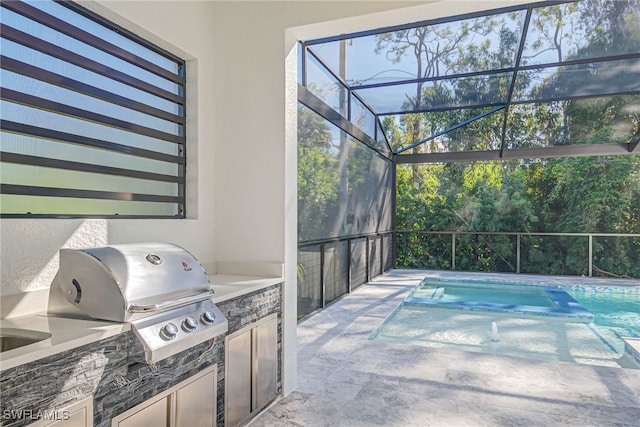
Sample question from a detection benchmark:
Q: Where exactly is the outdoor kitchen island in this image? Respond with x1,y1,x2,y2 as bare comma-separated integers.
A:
0,265,283,427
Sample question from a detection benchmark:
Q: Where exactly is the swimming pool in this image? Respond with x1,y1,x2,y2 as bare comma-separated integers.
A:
372,277,640,369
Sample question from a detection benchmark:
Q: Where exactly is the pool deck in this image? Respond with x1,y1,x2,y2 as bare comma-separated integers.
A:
251,270,640,427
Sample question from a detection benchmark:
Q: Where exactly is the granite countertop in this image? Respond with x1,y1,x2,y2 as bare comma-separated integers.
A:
210,274,283,303
0,315,129,371
0,272,283,371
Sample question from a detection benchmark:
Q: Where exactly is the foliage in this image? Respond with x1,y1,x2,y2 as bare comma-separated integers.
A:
297,105,340,241
383,0,640,278
297,105,393,243
396,156,640,277
298,0,640,278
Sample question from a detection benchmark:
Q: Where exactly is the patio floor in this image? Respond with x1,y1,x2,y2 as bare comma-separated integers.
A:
250,270,640,427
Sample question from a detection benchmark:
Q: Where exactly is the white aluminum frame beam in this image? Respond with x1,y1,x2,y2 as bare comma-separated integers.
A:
396,143,636,164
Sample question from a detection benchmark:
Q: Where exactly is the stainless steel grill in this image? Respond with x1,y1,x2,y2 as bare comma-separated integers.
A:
48,242,228,363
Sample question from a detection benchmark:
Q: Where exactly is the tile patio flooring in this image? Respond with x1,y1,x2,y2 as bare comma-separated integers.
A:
251,270,640,427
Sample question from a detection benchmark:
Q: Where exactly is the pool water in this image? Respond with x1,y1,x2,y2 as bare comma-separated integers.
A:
567,288,640,332
372,278,640,369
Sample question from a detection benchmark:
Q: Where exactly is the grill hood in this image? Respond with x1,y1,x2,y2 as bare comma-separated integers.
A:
49,242,213,322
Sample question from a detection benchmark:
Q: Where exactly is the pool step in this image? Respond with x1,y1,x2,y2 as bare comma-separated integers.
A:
412,287,445,300
623,337,640,365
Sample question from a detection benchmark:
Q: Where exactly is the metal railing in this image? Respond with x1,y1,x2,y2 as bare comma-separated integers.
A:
297,231,394,319
396,231,640,278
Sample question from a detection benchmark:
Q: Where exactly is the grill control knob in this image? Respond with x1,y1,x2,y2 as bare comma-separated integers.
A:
160,323,179,340
200,310,216,325
182,316,198,333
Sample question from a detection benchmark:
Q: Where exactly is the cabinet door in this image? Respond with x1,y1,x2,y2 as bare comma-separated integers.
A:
253,316,278,411
46,406,90,427
116,398,168,427
29,397,93,427
175,369,216,427
225,331,252,427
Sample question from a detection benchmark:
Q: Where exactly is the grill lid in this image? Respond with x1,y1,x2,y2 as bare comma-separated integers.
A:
50,242,212,322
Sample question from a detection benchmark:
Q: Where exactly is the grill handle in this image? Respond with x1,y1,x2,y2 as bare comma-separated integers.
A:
128,290,214,313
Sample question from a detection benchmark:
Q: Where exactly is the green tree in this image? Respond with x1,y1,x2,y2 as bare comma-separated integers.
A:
297,104,338,242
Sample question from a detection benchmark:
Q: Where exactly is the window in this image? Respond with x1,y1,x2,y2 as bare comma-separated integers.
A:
0,0,186,218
